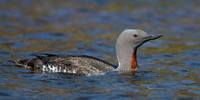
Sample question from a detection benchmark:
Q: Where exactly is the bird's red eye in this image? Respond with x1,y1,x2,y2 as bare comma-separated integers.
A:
133,34,137,37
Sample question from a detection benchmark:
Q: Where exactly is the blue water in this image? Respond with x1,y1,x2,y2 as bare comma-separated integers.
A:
0,0,200,99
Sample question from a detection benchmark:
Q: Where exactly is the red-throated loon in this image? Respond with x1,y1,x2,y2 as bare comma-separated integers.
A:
15,29,163,74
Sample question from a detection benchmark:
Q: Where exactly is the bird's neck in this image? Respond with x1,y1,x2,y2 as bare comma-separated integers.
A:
116,45,138,71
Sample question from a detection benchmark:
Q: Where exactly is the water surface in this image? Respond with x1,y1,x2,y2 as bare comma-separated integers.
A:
0,0,200,99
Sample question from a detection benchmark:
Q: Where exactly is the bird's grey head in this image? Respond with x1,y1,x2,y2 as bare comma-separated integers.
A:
117,29,162,50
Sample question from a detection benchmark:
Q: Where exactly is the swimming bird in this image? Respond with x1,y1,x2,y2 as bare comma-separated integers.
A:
15,29,163,74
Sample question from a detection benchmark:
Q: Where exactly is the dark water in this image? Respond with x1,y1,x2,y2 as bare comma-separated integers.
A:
0,0,200,99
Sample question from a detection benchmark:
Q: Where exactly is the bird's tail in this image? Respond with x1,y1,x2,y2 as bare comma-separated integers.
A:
15,59,31,67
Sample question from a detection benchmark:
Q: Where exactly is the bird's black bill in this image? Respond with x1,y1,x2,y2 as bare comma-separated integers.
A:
135,34,163,49
150,34,163,40
144,34,163,41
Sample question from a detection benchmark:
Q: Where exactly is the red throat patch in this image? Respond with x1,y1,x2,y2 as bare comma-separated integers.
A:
130,50,139,74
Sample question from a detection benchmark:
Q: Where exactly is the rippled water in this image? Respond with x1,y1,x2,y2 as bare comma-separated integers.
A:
0,0,200,99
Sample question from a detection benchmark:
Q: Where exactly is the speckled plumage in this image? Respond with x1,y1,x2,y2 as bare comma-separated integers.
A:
16,54,116,74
